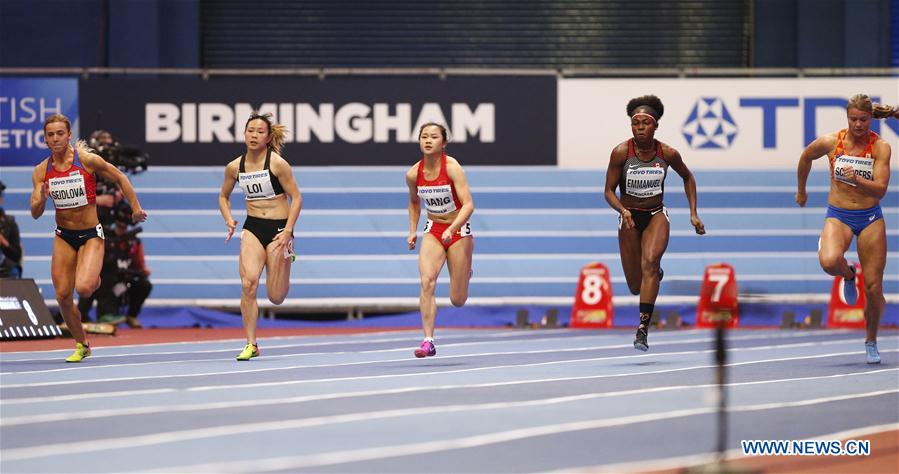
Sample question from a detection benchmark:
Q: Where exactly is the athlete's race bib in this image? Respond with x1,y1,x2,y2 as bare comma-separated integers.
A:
48,173,88,209
418,184,457,214
833,155,874,187
625,166,665,198
239,170,276,200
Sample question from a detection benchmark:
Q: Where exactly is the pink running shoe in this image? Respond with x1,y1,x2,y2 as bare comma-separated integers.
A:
414,340,437,358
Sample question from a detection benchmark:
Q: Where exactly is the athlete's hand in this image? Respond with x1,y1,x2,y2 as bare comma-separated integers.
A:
39,181,49,201
691,214,706,235
620,209,635,230
224,219,238,242
272,229,293,256
839,165,857,184
131,207,148,223
441,228,455,244
795,190,808,207
407,233,417,250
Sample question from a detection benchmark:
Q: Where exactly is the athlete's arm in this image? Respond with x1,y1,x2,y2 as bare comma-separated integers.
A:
30,161,49,219
851,140,891,200
85,153,147,223
406,166,421,250
666,146,705,235
796,134,836,207
603,144,634,230
219,159,239,242
444,157,474,242
270,155,303,254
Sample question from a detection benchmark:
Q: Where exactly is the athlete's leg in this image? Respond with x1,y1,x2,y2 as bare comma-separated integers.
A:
446,236,473,307
52,238,85,345
265,240,292,305
618,226,643,296
418,234,448,339
639,212,670,306
818,218,855,279
856,219,886,343
239,230,267,345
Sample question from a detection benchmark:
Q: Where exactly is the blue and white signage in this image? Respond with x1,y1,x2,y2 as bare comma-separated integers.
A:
0,77,79,165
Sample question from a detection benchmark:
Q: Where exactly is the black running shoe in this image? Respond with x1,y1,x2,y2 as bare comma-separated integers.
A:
634,326,649,352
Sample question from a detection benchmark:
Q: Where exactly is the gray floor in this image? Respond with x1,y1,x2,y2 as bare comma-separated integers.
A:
1,328,896,473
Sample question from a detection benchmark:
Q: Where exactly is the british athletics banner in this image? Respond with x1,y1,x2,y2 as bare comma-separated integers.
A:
558,77,899,169
0,77,79,165
79,76,556,166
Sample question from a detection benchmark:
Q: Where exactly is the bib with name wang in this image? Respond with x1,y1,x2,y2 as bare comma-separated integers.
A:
416,153,462,215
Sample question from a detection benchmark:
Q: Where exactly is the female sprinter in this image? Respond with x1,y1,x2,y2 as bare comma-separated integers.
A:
604,95,705,352
797,94,894,364
219,112,302,360
31,114,147,362
405,123,474,358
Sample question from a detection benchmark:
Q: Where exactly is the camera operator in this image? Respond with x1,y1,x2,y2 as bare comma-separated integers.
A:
78,202,152,328
0,181,24,278
89,129,149,174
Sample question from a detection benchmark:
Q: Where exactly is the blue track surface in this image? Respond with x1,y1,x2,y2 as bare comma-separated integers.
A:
1,328,896,473
3,167,898,303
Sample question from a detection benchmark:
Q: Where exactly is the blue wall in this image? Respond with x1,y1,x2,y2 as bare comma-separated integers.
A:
754,0,892,67
0,0,198,68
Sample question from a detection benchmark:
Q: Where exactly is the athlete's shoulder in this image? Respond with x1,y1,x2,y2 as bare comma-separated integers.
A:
610,140,630,158
445,155,463,168
658,141,680,160
32,158,49,179
406,160,422,176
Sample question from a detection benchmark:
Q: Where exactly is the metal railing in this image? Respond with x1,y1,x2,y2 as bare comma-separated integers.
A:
1,67,897,79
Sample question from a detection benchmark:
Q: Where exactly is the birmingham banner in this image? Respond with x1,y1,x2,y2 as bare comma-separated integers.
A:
79,76,557,166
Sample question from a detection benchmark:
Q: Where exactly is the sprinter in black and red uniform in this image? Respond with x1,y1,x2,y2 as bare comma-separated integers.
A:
405,123,474,358
30,114,147,362
219,112,302,361
604,95,705,352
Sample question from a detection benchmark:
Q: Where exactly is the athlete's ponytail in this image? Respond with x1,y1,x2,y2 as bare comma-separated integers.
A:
74,139,96,156
872,102,898,120
269,123,288,155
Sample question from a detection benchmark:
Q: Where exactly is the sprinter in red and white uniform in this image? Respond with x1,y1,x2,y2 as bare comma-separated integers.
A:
405,123,474,358
797,94,895,364
219,112,302,361
30,114,147,362
604,95,705,353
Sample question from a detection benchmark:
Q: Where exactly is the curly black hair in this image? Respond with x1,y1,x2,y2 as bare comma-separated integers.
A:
626,95,664,121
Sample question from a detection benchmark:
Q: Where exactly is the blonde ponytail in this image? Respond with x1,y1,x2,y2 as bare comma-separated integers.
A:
269,123,288,155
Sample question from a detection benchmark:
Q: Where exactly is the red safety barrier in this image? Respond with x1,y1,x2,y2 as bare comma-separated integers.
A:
570,262,614,328
827,264,867,328
696,263,740,328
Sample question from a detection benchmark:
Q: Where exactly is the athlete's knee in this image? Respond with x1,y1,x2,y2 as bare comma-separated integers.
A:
863,279,883,297
420,274,437,294
640,256,661,275
55,288,74,303
450,291,468,307
74,282,98,298
241,277,259,295
267,289,287,305
817,250,843,274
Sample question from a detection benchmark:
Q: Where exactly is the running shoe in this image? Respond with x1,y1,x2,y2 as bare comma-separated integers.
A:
633,327,649,352
236,343,260,361
842,265,858,305
65,342,91,363
865,341,881,364
414,340,436,358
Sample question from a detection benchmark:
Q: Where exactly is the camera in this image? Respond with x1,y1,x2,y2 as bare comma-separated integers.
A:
89,130,149,174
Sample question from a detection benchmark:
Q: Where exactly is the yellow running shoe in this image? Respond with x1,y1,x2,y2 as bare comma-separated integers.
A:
236,343,259,361
65,342,91,363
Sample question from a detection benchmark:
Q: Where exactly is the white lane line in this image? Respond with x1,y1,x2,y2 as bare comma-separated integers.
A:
3,388,893,466
2,362,893,427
